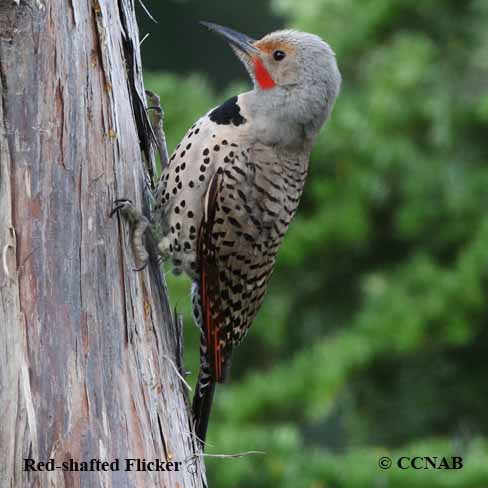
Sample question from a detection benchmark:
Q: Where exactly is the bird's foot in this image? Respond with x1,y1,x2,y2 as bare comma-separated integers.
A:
111,198,150,271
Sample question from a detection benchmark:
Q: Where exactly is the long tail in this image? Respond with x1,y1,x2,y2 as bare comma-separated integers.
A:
192,368,216,448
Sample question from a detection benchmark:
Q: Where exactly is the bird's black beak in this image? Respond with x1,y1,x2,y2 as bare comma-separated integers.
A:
200,21,259,56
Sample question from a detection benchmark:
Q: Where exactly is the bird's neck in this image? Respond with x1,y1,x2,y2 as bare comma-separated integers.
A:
238,89,320,153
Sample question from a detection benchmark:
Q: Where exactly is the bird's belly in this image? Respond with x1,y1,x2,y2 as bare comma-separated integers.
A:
163,185,205,280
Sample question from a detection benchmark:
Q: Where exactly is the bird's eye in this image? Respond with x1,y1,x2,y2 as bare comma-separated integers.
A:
273,50,286,61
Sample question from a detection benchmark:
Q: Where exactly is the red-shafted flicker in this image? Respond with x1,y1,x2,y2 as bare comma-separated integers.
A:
114,22,341,447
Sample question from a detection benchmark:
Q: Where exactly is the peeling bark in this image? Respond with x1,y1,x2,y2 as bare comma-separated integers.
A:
0,1,206,486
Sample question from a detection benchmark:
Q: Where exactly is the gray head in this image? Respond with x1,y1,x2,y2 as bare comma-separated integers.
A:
201,22,341,144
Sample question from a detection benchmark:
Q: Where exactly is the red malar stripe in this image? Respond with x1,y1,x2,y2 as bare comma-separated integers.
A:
253,58,276,90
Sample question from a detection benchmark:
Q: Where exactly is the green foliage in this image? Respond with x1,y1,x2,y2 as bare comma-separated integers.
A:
144,0,488,485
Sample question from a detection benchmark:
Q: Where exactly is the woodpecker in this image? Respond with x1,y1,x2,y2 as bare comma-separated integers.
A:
113,22,341,447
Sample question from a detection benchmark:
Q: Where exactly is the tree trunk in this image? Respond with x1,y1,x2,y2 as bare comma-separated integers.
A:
0,1,205,486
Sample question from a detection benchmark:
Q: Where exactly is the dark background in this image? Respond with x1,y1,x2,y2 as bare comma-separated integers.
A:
137,0,283,87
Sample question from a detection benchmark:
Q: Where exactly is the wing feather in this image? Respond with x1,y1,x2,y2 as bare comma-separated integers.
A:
198,147,287,383
199,171,225,381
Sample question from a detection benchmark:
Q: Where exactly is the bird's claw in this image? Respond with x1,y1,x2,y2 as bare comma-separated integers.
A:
133,261,149,272
111,198,150,271
110,198,134,218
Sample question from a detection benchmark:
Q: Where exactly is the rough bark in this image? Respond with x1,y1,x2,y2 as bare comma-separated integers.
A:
0,1,205,486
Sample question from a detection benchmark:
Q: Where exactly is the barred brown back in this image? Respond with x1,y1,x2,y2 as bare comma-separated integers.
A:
197,142,308,382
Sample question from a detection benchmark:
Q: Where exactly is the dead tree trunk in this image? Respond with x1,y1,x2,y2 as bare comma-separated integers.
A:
0,1,205,486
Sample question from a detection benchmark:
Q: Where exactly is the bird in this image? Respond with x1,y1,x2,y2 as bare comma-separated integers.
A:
113,21,341,448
